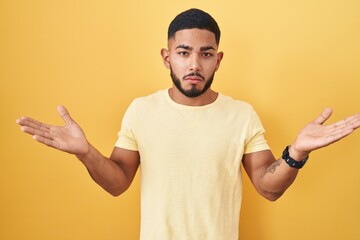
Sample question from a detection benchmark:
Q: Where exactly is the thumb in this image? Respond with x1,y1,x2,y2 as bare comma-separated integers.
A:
314,107,333,125
57,105,74,125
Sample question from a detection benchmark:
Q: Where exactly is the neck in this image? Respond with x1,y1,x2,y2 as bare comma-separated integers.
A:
168,87,218,106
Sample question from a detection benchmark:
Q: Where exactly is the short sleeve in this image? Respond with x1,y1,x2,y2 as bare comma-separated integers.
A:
114,100,139,151
244,108,270,154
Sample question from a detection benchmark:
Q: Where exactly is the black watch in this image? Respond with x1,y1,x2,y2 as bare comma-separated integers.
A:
282,146,309,169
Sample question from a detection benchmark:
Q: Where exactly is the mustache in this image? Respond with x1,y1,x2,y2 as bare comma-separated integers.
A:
183,72,205,81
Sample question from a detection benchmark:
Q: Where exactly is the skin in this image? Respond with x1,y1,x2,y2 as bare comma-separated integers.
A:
17,28,360,201
161,29,223,105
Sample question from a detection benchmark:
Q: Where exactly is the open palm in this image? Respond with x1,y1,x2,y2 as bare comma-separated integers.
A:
293,108,360,154
17,106,89,156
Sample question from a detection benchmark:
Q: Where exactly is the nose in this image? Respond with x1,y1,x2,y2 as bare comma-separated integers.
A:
188,54,201,72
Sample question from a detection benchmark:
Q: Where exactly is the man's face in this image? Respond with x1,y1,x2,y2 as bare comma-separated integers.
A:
161,28,223,98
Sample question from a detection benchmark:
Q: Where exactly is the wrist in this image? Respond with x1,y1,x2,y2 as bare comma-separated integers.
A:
289,144,310,162
76,143,92,162
282,145,309,169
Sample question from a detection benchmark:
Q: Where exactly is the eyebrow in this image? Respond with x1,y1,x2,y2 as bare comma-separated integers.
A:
200,46,215,51
175,44,215,51
175,44,192,50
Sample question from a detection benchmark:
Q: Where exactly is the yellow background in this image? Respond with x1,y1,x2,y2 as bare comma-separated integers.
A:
1,0,359,239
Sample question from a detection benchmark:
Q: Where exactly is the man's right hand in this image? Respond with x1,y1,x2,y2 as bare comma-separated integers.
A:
16,105,89,156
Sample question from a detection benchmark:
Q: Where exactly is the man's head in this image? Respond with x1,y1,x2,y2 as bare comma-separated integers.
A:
161,9,224,99
168,8,221,46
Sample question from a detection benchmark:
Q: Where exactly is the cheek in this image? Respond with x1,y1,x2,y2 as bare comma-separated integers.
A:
203,60,218,73
169,56,187,71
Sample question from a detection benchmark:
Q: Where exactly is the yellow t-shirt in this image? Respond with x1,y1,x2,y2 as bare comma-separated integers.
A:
115,89,269,240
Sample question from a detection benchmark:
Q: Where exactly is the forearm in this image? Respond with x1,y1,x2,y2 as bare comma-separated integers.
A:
76,144,130,196
246,108,360,201
258,145,309,201
259,158,299,201
16,106,139,196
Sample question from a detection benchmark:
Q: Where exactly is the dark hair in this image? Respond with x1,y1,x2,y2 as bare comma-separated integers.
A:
168,8,221,45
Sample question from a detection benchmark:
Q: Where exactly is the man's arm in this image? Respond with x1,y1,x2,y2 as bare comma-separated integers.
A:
242,149,298,201
242,108,360,201
16,105,140,196
77,146,140,196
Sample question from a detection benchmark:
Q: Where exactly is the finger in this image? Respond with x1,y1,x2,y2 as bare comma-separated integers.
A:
17,117,51,132
20,125,53,140
329,113,360,131
33,135,60,149
324,127,354,145
314,108,333,125
345,113,360,130
328,113,360,137
57,105,74,125
17,117,50,135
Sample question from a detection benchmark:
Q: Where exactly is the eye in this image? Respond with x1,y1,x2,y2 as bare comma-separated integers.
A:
178,51,189,56
201,52,213,57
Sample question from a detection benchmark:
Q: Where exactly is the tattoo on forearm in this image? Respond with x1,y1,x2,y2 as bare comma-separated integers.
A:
265,160,282,174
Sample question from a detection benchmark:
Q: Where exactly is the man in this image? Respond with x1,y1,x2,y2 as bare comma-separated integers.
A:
17,8,360,240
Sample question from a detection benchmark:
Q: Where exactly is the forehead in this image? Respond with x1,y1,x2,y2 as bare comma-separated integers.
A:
168,28,217,49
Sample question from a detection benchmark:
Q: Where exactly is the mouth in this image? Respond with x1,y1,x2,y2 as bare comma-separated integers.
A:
183,73,205,84
184,77,203,84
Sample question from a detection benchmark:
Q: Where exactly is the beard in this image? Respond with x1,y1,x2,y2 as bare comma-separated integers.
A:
170,67,215,98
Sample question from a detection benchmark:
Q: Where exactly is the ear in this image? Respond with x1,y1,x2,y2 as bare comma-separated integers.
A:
215,51,224,71
160,48,171,69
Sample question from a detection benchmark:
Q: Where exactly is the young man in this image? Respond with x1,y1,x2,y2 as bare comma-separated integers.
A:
17,8,360,240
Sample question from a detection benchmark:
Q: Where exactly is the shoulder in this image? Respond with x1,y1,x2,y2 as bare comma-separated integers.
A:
218,93,255,113
127,90,168,113
133,90,166,103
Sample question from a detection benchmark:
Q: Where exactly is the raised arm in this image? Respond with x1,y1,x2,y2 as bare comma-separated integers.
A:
242,108,360,201
16,106,140,196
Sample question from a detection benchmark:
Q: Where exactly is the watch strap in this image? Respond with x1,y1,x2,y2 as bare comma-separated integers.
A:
282,146,308,169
